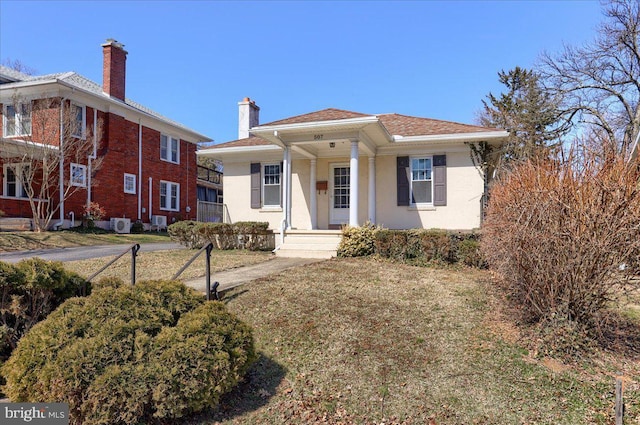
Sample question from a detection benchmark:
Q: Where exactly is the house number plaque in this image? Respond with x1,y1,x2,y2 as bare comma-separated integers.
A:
314,134,324,140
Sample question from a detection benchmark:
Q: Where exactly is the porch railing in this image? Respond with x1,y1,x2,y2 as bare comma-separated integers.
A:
197,201,229,223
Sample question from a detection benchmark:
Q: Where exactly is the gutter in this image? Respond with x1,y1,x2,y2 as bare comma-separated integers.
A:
393,131,509,143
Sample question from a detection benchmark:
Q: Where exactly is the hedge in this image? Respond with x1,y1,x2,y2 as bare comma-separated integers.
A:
2,279,256,425
168,220,274,250
338,225,483,267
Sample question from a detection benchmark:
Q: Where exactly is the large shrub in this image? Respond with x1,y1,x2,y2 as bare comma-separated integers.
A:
2,279,256,425
482,152,640,328
0,258,88,361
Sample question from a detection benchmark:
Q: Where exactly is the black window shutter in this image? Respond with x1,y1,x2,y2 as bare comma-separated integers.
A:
250,163,261,209
433,155,447,206
397,156,410,206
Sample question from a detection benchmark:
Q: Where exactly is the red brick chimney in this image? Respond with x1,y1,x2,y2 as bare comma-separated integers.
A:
101,39,127,101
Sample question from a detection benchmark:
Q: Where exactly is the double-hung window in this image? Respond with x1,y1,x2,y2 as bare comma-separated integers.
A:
160,181,179,211
70,163,87,187
71,103,86,138
410,157,433,205
3,103,31,137
124,173,136,194
262,163,281,207
3,163,29,198
160,134,179,163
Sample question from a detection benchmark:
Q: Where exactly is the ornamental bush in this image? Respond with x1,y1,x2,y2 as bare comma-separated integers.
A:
2,279,256,425
337,222,381,257
482,151,640,328
0,258,88,362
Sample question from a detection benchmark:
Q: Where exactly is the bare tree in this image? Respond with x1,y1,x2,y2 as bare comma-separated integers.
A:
1,58,37,76
540,0,640,156
3,93,103,231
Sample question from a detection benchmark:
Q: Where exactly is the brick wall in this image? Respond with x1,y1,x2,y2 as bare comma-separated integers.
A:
1,99,199,226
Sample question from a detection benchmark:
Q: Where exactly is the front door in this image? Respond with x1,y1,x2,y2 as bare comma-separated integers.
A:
330,163,350,225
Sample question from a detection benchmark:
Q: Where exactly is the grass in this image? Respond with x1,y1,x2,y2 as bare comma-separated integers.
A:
0,230,172,252
182,258,640,424
64,249,274,282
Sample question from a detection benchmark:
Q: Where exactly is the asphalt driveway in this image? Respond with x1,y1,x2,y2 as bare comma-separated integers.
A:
0,242,184,264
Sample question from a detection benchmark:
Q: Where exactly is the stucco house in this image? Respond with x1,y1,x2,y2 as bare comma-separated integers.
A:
198,98,508,257
0,40,211,231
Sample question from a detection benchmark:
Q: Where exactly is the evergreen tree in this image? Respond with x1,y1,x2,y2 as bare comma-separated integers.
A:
478,67,566,171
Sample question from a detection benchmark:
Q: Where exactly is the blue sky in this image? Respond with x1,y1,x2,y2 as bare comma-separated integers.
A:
1,1,603,144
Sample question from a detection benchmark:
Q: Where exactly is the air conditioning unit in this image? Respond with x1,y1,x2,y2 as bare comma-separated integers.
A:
151,215,167,229
110,218,131,234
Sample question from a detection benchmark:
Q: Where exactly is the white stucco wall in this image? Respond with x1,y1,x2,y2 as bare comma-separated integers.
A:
221,148,483,231
375,151,483,230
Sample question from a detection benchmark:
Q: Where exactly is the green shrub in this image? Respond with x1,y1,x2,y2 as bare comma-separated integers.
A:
374,230,409,260
337,222,380,257
2,279,256,425
0,259,89,362
130,220,145,234
372,229,482,266
457,238,485,268
168,220,204,248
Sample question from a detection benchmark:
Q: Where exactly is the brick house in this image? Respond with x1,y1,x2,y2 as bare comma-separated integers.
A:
0,40,211,231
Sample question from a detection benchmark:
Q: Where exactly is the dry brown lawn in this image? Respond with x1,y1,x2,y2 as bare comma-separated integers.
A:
64,249,273,282
183,258,639,424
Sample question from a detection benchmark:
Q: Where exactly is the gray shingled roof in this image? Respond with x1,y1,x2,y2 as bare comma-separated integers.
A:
0,65,209,140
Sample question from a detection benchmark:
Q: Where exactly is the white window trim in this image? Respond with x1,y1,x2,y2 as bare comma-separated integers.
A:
160,134,180,164
160,180,180,211
124,173,136,194
410,155,434,207
3,103,32,137
2,163,30,198
262,162,282,208
70,102,86,139
70,163,87,187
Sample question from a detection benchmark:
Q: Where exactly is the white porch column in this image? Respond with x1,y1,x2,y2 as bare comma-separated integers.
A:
286,147,293,229
349,140,359,226
368,156,376,223
310,159,317,229
282,146,290,231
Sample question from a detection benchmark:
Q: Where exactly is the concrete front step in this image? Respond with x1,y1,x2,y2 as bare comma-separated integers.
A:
276,248,336,259
275,230,341,259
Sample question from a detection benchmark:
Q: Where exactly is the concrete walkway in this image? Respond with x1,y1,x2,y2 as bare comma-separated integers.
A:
0,242,184,263
184,257,325,294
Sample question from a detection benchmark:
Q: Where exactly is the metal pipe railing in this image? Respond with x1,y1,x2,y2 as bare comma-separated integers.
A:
172,242,219,300
87,243,140,285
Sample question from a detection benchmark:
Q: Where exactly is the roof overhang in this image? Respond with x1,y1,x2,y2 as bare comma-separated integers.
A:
0,78,212,143
1,137,59,159
392,130,509,145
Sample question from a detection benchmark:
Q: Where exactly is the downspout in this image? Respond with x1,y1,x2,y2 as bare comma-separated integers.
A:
148,177,153,222
54,97,67,230
87,108,98,210
138,119,142,220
